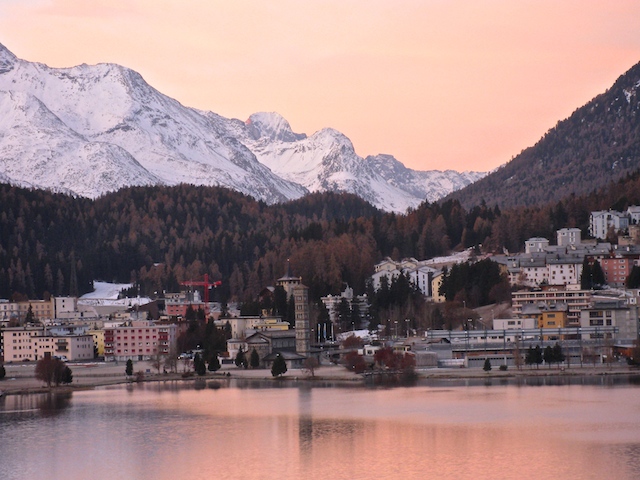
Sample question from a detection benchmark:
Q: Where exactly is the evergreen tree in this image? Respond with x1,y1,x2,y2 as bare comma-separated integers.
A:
580,257,593,290
627,265,640,289
194,353,206,376
544,345,554,368
185,304,197,322
24,304,35,324
208,353,221,372
552,342,565,366
273,286,288,318
235,347,247,368
337,298,351,331
0,364,5,380
271,353,287,377
69,251,78,297
525,346,534,367
592,260,606,287
534,345,543,369
125,359,134,376
483,358,492,372
62,366,73,384
286,295,296,326
250,348,260,368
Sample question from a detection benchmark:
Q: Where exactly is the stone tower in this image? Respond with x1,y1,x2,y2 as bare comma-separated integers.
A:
293,283,310,357
276,259,302,299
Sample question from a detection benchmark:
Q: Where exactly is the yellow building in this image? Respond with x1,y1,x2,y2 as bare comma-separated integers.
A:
518,302,568,340
431,273,446,303
89,329,105,356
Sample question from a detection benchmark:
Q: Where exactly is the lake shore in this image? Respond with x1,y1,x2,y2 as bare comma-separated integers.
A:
2,360,638,396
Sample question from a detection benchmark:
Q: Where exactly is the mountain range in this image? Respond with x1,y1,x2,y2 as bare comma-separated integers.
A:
0,43,483,212
446,60,640,209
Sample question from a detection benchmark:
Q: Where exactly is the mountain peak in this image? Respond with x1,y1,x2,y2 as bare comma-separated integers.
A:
0,44,482,212
0,43,17,74
245,112,306,142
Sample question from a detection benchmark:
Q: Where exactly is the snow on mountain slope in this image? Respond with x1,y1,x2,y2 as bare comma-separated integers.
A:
234,112,485,211
0,43,306,202
365,154,486,203
0,90,161,196
0,43,484,211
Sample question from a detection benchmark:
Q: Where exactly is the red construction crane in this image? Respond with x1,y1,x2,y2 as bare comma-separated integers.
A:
180,274,222,317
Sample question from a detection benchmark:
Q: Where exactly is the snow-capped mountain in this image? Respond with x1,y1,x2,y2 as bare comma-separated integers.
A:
0,43,484,211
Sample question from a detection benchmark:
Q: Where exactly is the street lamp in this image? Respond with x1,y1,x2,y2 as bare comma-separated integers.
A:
394,320,398,339
405,318,410,338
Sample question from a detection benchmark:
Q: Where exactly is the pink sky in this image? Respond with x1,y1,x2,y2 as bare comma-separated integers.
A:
2,0,640,172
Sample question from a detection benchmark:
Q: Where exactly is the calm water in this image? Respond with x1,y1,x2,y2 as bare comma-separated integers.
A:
1,377,640,480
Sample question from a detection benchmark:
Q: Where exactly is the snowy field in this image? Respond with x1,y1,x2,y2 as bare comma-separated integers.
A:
79,281,151,306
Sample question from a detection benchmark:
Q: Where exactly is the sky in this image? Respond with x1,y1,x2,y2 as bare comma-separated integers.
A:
2,0,640,173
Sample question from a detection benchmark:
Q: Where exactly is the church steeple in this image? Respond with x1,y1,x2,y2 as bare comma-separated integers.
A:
276,259,301,299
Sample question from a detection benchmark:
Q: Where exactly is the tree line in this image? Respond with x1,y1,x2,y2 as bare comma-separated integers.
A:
2,168,640,304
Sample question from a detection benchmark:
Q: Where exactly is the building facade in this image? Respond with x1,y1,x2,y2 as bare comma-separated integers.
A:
1,326,94,362
590,210,630,239
579,301,639,342
293,284,310,357
512,287,592,327
104,320,177,362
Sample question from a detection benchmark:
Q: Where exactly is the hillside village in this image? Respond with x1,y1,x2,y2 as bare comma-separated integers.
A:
2,207,640,381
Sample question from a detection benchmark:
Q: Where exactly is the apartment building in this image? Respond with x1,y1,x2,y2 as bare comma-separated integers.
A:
371,257,439,297
579,301,639,342
104,320,177,362
321,285,369,328
512,287,592,327
590,210,631,239
557,228,582,247
1,326,94,362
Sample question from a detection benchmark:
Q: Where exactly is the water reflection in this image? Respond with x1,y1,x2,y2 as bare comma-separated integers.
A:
0,391,71,416
1,378,640,480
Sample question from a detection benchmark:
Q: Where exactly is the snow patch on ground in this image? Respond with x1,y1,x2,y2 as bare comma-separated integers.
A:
80,281,132,300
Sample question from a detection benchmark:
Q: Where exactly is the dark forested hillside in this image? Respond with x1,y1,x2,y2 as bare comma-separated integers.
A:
3,171,640,302
446,60,640,209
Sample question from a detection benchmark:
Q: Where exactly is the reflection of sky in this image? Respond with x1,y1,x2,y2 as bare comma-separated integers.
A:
1,383,640,479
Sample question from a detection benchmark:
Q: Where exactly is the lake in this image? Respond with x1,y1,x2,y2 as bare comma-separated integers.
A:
1,376,640,480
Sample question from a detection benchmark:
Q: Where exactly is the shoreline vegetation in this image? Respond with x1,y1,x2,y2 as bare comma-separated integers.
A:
1,361,638,397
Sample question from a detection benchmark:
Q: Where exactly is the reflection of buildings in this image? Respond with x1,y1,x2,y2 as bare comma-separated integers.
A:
298,388,313,459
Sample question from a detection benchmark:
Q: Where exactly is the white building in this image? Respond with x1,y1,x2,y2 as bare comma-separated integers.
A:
627,206,640,225
590,210,630,239
493,317,536,330
371,258,439,297
525,238,550,254
557,228,582,246
321,286,369,329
